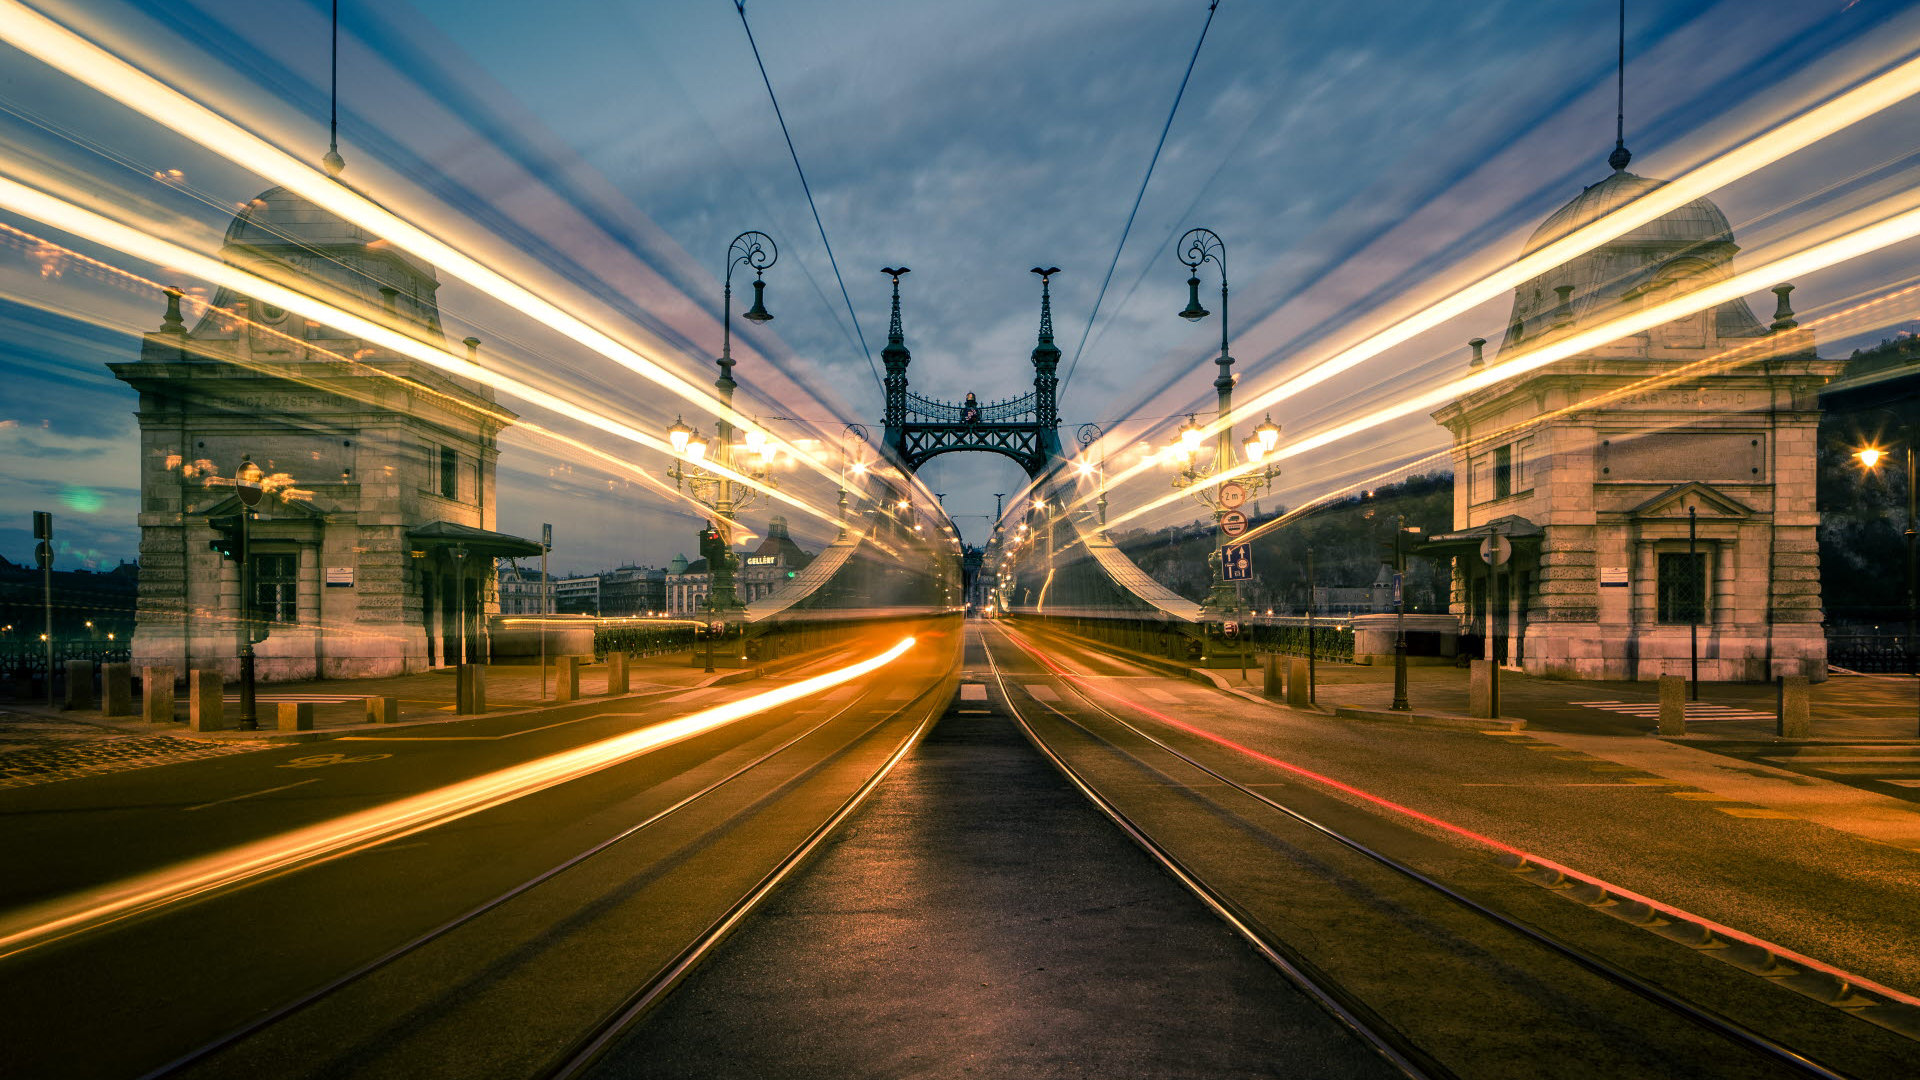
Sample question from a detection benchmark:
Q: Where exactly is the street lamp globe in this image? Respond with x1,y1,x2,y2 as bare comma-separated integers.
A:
1255,414,1281,454
1857,446,1885,469
685,430,709,461
668,416,692,454
1179,416,1204,453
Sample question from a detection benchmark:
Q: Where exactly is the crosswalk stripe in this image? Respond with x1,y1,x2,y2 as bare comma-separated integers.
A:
1025,684,1060,702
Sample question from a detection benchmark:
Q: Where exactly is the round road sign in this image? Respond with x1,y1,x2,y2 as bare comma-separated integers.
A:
1479,534,1512,567
1219,482,1247,509
1221,510,1248,537
236,461,264,507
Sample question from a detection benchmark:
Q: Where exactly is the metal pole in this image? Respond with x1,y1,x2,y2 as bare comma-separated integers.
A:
1392,515,1409,711
1689,505,1699,701
1907,443,1917,735
540,530,549,701
238,508,257,730
1306,547,1316,703
40,520,53,709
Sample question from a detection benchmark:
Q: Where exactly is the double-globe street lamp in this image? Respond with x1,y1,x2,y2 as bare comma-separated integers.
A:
665,231,780,626
1166,227,1281,616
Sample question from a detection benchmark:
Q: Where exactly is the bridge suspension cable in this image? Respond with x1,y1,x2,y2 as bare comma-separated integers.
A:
1059,0,1221,398
733,0,881,393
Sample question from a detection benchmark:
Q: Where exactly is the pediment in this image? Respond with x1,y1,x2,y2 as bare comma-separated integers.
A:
1628,482,1752,521
198,491,332,522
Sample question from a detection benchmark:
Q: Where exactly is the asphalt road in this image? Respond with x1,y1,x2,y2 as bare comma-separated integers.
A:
594,627,1397,1080
0,619,957,1079
986,620,1920,1079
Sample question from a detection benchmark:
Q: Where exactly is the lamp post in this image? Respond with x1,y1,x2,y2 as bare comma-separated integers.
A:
667,231,779,622
1391,515,1420,712
1687,506,1699,701
1171,227,1282,616
838,423,868,540
234,459,263,730
1854,430,1919,733
1076,423,1110,528
451,544,469,666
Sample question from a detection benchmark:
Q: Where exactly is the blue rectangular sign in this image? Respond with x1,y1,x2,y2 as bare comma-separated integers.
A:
1222,544,1252,580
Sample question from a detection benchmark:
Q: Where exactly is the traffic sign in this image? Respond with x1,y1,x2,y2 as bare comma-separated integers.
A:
1220,510,1248,537
236,461,264,507
1479,534,1512,567
34,541,52,569
1223,543,1252,580
1219,482,1247,509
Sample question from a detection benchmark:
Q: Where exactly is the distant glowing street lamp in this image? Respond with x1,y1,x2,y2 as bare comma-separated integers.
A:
1855,429,1919,733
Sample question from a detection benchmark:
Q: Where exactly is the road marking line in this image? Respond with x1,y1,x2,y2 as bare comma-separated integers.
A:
1716,807,1798,819
1620,777,1684,785
1668,792,1736,801
1760,755,1920,763
959,684,988,702
184,778,320,811
1025,684,1061,702
1882,779,1920,787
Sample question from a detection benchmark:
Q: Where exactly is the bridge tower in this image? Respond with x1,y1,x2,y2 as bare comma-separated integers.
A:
882,268,1065,478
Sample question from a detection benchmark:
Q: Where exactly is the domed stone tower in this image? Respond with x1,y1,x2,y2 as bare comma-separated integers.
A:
109,185,536,683
1429,163,1842,682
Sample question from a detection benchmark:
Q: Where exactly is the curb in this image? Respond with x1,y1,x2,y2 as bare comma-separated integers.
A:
1333,705,1526,732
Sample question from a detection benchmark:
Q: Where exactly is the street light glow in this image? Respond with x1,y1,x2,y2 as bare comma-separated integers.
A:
1857,447,1886,469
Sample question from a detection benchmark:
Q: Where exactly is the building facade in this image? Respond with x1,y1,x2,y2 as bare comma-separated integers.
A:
496,564,549,616
110,186,538,680
1429,161,1840,681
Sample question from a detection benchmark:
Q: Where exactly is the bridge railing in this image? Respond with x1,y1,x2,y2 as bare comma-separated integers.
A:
903,390,1036,424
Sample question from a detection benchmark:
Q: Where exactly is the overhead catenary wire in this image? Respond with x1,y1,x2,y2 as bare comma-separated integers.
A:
1059,0,1221,397
733,0,881,392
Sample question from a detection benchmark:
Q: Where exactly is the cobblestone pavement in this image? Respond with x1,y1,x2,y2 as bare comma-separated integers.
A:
0,710,268,790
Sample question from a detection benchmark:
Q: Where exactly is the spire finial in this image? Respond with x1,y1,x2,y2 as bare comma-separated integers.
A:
160,287,186,334
1608,0,1632,172
1031,267,1060,343
881,267,910,344
322,0,346,177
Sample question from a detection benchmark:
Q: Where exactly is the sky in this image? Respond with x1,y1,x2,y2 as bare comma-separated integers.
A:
2,0,1919,573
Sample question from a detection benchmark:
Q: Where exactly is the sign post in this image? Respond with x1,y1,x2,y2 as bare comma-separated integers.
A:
540,523,552,701
235,461,263,731
1479,532,1512,718
34,511,52,707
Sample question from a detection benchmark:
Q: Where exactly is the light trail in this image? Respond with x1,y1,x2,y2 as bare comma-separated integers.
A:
0,635,918,961
1064,45,1920,520
1098,194,1920,534
997,625,1920,1008
0,172,846,531
0,1,847,488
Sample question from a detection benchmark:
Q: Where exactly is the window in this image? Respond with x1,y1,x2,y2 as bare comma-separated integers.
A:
1657,552,1706,624
439,445,458,500
252,554,298,623
1493,445,1513,499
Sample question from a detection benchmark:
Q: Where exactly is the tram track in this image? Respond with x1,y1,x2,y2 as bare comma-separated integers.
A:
150,660,956,1080
982,623,1871,1080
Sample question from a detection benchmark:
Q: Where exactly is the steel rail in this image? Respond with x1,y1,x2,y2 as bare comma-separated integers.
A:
998,624,1854,1080
980,631,1439,1080
545,672,954,1078
141,665,942,1080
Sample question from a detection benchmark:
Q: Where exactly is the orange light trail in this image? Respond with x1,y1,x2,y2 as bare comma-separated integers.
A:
0,635,917,961
1100,195,1920,533
0,1,844,488
0,173,843,530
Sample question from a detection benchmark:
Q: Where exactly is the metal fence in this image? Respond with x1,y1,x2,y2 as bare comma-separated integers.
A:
1826,633,1913,674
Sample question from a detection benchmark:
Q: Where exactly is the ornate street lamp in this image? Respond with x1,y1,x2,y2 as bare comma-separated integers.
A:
1077,422,1109,527
666,231,780,619
234,458,263,730
1167,227,1283,616
838,423,869,539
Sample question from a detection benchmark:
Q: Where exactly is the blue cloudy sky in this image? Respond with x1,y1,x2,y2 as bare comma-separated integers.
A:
2,0,1918,572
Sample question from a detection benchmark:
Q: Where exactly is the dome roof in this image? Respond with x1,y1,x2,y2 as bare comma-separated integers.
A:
1523,171,1734,256
191,186,442,341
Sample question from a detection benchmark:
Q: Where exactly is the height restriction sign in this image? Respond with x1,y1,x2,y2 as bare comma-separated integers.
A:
1219,482,1247,509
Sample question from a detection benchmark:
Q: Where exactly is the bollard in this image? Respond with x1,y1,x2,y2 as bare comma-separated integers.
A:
276,701,314,732
364,696,400,724
1657,675,1687,735
143,666,176,724
1469,659,1496,719
607,651,630,696
1286,657,1311,707
1777,675,1810,738
554,655,578,703
63,660,96,711
189,669,225,731
455,664,487,715
102,662,134,717
1262,653,1283,700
